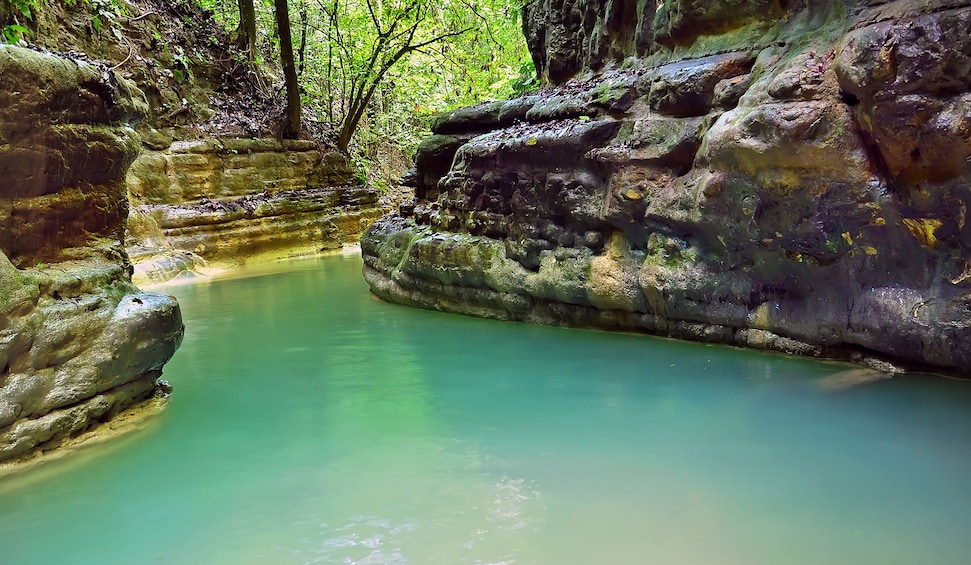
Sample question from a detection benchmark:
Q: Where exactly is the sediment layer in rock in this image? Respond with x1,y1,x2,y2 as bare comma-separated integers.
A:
364,0,971,376
126,137,385,284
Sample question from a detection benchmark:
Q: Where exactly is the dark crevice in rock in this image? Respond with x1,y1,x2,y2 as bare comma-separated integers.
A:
838,89,860,106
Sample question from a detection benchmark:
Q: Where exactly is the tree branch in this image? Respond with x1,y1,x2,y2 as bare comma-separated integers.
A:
365,0,382,33
405,27,473,52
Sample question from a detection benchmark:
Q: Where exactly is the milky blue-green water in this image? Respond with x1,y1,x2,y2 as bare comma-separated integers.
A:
2,255,971,564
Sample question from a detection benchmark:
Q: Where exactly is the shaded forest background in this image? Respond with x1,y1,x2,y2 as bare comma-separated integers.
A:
0,0,536,188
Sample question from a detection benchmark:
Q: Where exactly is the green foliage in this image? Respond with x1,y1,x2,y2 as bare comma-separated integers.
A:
2,0,36,43
195,0,531,185
170,44,194,81
2,23,28,42
88,0,127,34
11,0,34,19
303,0,532,183
508,58,539,97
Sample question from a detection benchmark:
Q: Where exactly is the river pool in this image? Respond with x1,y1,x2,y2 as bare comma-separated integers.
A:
1,254,970,564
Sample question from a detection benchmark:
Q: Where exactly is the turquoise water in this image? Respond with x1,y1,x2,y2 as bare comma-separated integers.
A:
2,255,971,564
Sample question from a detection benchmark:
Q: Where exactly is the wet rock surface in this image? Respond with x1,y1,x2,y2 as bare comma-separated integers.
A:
0,45,144,268
363,0,971,376
0,45,183,464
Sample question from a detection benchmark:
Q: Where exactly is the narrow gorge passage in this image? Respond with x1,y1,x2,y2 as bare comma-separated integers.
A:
1,256,970,565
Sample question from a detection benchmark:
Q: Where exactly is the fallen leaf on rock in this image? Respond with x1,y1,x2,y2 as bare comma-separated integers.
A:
902,218,943,248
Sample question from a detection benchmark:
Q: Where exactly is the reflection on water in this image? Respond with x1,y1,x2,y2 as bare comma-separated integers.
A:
1,255,970,564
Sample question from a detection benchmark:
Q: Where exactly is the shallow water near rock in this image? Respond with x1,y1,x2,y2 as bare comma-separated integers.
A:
2,255,970,564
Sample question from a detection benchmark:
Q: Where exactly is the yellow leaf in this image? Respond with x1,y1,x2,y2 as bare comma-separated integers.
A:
902,218,943,248
862,246,877,255
842,231,854,245
525,137,538,146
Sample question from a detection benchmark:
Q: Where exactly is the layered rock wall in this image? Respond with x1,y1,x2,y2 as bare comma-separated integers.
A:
127,138,384,284
364,0,971,375
0,45,183,465
0,0,387,285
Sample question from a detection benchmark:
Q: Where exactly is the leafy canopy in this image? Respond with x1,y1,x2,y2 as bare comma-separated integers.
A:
200,0,533,180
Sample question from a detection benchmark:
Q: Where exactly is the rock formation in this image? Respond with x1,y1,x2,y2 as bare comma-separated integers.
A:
3,0,387,284
126,137,384,285
0,45,183,465
363,0,971,376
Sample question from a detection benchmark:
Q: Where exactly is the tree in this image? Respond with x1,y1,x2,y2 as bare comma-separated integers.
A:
236,0,257,61
274,0,301,138
191,0,532,174
317,0,472,153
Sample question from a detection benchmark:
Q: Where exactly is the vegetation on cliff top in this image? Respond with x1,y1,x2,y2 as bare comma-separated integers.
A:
0,0,532,186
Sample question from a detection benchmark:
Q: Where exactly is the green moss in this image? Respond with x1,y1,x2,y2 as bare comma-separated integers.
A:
613,121,636,145
0,252,40,314
643,232,700,268
646,0,850,71
680,246,699,263
377,223,430,274
592,81,629,106
102,279,136,303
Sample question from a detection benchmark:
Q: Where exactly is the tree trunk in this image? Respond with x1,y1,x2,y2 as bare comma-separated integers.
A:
236,0,257,61
273,0,301,139
297,0,308,77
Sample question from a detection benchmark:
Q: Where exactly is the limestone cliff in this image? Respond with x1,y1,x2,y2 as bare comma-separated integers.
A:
126,137,384,285
0,45,183,465
3,0,387,283
363,0,971,376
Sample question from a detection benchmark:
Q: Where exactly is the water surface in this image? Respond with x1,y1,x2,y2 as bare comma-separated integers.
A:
2,255,970,564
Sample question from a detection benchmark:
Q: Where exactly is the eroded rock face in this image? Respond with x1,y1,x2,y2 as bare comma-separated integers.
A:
0,44,146,267
0,45,183,464
364,1,971,375
126,137,385,284
523,0,655,83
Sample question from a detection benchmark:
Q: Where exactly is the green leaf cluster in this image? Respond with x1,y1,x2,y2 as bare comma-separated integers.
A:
2,0,36,43
2,22,27,42
198,0,534,183
88,0,128,35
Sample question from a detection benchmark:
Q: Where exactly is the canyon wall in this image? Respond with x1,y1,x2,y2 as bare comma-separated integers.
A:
363,0,971,376
0,45,183,465
126,137,384,285
2,0,387,285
